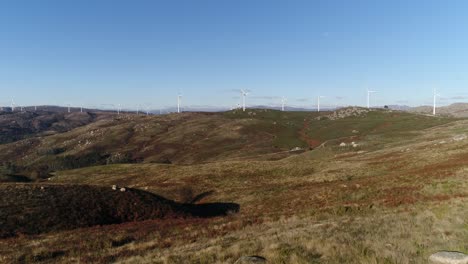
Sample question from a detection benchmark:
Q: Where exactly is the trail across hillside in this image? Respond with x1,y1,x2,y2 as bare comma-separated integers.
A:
298,118,321,148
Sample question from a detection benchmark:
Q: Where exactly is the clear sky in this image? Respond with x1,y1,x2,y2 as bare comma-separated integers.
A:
1,0,468,109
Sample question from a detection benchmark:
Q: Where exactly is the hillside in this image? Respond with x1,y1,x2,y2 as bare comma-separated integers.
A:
0,109,466,263
0,113,464,263
410,102,468,117
0,110,110,144
0,108,454,181
0,183,239,238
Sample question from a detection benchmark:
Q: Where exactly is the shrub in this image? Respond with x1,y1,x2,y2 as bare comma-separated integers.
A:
49,152,109,170
37,147,66,155
105,153,134,165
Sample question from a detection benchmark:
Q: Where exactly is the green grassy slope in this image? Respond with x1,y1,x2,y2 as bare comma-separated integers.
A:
0,108,455,178
9,115,465,264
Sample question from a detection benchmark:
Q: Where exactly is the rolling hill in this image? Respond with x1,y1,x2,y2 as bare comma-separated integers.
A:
410,102,468,117
0,108,466,263
0,110,112,144
0,183,239,238
0,108,454,180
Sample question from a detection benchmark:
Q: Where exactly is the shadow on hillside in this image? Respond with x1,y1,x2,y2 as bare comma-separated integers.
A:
185,202,240,217
0,174,32,183
0,184,240,238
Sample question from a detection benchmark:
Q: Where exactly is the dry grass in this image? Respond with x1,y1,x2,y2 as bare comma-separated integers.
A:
0,113,467,263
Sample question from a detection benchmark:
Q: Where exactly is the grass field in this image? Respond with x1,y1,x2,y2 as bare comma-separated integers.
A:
0,109,466,263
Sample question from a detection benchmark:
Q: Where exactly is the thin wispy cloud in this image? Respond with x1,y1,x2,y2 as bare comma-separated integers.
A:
220,89,252,94
251,96,280,100
451,96,468,100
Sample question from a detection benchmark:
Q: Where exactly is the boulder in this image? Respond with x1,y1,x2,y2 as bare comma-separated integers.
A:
453,134,467,141
290,147,303,152
235,256,267,264
429,251,468,264
339,142,347,147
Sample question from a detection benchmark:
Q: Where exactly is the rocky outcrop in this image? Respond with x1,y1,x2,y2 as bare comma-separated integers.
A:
429,251,468,264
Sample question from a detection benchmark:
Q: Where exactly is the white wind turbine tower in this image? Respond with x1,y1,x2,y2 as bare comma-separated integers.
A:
67,103,71,113
433,88,440,116
281,97,287,111
11,98,15,112
367,89,377,109
177,93,182,113
240,89,249,112
317,96,325,112
117,104,122,115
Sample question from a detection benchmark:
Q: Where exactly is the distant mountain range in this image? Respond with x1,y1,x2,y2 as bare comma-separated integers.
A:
409,103,468,117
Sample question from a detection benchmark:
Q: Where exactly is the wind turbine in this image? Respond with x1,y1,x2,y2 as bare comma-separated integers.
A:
240,89,249,112
281,97,287,111
67,104,71,113
367,89,377,109
11,98,15,112
117,104,122,115
433,88,440,116
317,96,325,112
177,93,182,113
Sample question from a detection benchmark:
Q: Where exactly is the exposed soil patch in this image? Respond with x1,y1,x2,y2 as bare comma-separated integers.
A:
299,119,321,148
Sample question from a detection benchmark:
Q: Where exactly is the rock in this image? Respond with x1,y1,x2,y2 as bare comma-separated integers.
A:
120,187,126,192
290,147,303,152
453,134,467,141
112,185,117,190
429,251,468,264
339,142,347,147
352,130,359,133
234,256,267,264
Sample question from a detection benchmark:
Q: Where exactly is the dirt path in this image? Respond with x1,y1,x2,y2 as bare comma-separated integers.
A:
298,119,321,148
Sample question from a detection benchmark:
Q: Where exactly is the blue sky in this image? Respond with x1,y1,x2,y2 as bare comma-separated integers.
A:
1,0,468,109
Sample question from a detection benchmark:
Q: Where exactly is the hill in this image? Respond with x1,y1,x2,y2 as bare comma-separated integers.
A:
0,108,466,263
410,102,468,117
0,183,238,238
0,108,454,180
5,115,463,263
0,110,111,144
